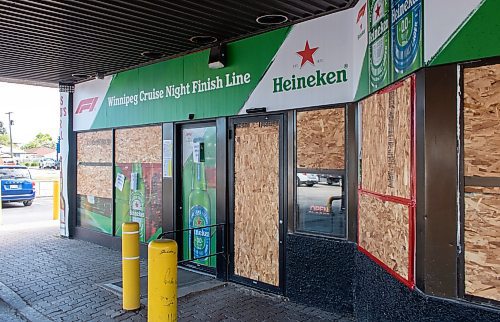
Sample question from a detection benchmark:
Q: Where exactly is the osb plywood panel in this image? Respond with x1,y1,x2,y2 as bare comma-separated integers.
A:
358,193,409,279
464,64,500,177
77,165,112,198
115,126,162,163
234,121,280,286
77,130,112,163
464,186,500,301
297,108,345,170
361,77,412,198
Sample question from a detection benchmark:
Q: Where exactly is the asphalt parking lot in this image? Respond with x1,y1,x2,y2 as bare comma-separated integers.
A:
1,197,53,226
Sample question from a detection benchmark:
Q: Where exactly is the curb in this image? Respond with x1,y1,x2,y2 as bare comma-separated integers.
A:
0,281,52,322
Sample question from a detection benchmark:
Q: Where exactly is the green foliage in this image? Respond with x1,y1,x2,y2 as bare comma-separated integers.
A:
31,161,39,167
21,133,55,150
22,162,31,167
0,134,10,146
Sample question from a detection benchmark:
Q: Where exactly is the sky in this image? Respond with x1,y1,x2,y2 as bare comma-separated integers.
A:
0,82,59,145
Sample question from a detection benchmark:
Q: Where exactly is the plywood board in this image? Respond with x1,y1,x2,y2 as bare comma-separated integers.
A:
233,121,280,286
77,130,112,163
361,77,412,198
77,165,113,199
115,126,162,163
464,64,500,177
464,186,500,301
358,193,409,279
297,108,345,170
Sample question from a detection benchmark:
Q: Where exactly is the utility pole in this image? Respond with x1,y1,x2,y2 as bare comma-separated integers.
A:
5,112,13,158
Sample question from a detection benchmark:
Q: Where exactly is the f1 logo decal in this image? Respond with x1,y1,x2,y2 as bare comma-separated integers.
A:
75,97,98,114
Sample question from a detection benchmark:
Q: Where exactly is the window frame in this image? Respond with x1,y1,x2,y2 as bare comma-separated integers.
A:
293,106,348,240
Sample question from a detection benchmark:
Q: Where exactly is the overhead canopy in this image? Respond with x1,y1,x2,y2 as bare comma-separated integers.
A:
0,0,354,86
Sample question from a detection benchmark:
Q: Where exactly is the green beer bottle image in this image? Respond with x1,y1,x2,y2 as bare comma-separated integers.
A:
369,0,390,91
188,138,211,265
129,163,146,242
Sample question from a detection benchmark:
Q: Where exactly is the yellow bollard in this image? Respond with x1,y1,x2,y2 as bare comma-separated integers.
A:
52,181,60,220
122,222,141,311
148,239,178,322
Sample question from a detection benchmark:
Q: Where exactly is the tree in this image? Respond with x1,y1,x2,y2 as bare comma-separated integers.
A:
0,133,10,146
21,133,55,150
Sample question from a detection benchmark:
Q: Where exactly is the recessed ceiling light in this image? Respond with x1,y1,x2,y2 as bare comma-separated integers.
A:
140,51,165,59
189,35,218,45
71,73,91,79
256,14,288,25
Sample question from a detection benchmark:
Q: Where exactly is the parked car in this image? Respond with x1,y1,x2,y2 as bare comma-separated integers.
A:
39,158,56,169
326,175,342,185
297,173,319,187
0,166,36,206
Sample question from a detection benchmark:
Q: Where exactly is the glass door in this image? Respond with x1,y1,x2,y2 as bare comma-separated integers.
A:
180,124,217,270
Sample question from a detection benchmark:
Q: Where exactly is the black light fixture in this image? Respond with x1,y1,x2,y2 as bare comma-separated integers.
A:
95,72,105,79
189,35,218,45
256,14,288,25
208,44,226,69
246,107,267,114
188,113,195,120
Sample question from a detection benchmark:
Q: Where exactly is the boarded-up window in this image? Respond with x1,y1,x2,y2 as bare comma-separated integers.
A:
297,108,345,170
358,76,414,286
296,107,346,238
463,63,500,302
76,130,113,234
114,126,162,243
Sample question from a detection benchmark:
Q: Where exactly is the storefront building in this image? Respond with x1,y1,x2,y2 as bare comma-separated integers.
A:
58,0,500,319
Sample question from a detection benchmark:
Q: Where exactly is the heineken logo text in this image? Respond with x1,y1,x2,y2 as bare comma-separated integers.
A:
273,69,347,93
369,19,389,43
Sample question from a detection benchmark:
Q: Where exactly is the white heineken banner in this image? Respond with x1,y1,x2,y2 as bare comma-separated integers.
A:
59,92,70,237
241,8,356,113
72,0,499,131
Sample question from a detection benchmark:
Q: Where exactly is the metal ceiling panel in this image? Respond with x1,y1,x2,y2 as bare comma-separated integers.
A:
0,0,356,85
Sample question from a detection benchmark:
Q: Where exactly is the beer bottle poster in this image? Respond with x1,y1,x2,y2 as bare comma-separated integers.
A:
182,126,217,268
391,0,422,80
114,162,163,243
368,0,391,92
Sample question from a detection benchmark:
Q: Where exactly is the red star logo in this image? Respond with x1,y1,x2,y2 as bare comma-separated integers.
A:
375,4,381,18
296,41,318,67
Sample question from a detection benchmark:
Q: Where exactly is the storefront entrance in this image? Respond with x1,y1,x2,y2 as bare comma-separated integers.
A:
178,123,218,273
228,115,284,291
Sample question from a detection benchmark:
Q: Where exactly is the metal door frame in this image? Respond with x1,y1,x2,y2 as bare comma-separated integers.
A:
227,113,286,294
174,120,219,276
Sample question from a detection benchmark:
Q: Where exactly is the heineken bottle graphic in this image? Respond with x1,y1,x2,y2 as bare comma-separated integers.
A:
129,163,146,242
369,0,390,92
392,0,422,79
188,139,211,265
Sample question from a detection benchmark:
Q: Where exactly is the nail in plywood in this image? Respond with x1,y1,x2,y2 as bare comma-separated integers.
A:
115,126,162,163
464,64,500,177
233,121,280,286
77,130,112,163
297,108,345,170
77,165,113,199
464,186,500,302
360,77,412,199
358,193,409,280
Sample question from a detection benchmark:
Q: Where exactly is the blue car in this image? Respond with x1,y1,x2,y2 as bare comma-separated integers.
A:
0,166,36,206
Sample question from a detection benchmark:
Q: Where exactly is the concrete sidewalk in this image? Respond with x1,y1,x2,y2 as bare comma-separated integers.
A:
0,223,352,321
